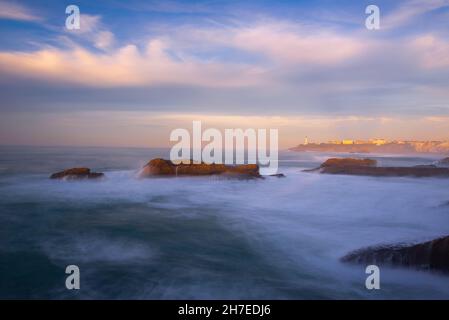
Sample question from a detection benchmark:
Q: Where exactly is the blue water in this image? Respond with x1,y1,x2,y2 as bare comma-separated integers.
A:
1,146,449,299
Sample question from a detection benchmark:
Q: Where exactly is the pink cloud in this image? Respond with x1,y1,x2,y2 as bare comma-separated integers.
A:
383,0,449,29
231,24,364,65
1,19,448,89
411,34,449,68
0,1,42,22
168,22,366,65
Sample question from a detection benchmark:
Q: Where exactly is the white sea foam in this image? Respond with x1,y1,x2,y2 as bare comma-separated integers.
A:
1,148,449,298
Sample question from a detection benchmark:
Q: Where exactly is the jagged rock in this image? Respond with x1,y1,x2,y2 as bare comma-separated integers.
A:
50,168,105,180
139,158,261,178
305,158,449,177
341,236,449,273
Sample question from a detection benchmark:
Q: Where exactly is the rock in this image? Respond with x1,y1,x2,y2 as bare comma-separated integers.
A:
320,166,449,177
306,157,449,177
320,158,377,168
439,157,449,165
413,165,437,168
341,236,449,273
139,158,261,178
269,173,286,178
85,172,105,179
50,168,105,180
141,158,176,175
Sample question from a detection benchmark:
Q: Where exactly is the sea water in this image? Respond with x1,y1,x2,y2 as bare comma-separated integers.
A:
1,146,449,299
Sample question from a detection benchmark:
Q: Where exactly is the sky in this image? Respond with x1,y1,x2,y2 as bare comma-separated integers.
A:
0,0,449,148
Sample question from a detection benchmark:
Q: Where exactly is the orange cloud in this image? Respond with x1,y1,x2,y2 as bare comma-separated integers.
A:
0,40,266,87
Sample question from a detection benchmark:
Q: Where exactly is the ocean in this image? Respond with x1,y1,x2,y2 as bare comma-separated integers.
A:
1,146,449,299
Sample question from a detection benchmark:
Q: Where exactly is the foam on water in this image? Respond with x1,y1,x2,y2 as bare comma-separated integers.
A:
1,146,449,299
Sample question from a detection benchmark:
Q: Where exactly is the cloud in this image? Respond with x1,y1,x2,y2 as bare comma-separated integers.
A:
2,111,447,147
76,14,102,34
65,14,116,50
425,116,449,122
167,22,365,66
231,24,364,65
2,19,449,90
383,0,449,29
0,15,449,124
1,1,449,146
0,20,370,88
94,31,115,50
0,40,266,87
411,34,449,68
0,0,42,22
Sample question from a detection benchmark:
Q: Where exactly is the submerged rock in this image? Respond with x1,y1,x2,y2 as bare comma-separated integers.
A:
269,173,286,178
413,164,437,168
306,157,449,177
320,165,449,177
341,235,449,273
438,157,449,165
139,158,261,178
50,168,105,180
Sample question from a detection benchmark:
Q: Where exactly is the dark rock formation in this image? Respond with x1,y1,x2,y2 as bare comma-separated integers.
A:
341,236,449,273
50,168,105,180
139,158,261,178
305,157,449,177
439,157,449,165
320,158,377,168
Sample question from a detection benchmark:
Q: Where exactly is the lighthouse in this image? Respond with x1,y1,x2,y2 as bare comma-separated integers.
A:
304,136,309,145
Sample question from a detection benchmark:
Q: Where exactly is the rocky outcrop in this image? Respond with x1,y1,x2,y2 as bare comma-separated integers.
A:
439,157,449,165
50,168,105,180
306,158,449,177
320,158,377,168
341,236,449,273
139,158,261,178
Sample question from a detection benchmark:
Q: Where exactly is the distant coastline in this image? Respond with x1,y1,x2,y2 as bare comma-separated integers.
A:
290,140,449,154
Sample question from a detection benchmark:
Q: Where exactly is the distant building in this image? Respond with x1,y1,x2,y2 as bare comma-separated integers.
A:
342,140,354,145
370,139,387,146
304,136,309,145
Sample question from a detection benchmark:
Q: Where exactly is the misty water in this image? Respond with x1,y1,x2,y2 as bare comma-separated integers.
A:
1,146,449,299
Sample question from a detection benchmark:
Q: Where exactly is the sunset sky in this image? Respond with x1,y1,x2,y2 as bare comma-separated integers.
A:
1,0,449,148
